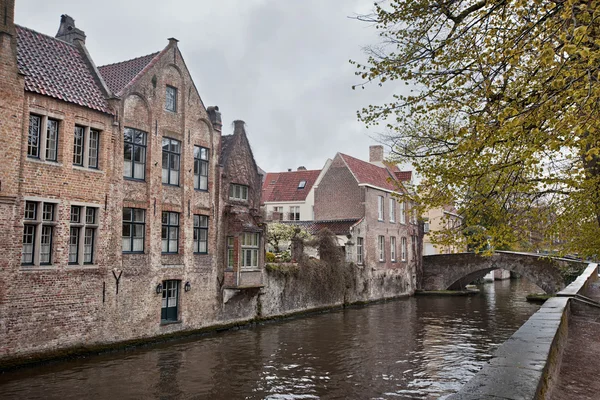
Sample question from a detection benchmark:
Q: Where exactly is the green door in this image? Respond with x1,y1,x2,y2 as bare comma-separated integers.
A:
161,280,179,322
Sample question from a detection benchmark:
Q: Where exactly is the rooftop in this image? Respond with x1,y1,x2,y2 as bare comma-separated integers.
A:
98,52,160,96
262,169,321,203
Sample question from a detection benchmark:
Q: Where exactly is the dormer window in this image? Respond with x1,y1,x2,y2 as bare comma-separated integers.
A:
298,180,306,189
165,85,177,112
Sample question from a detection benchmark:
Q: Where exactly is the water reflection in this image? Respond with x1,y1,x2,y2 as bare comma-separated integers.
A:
0,278,541,399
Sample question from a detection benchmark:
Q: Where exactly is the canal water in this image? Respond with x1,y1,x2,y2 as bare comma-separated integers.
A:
0,278,541,400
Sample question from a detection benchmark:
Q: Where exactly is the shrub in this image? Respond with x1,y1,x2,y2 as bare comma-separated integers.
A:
266,251,276,262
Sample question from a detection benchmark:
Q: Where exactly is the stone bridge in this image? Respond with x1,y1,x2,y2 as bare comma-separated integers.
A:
421,251,587,294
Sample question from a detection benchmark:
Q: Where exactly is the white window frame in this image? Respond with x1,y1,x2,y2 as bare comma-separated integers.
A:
124,127,147,180
377,196,384,221
401,237,407,261
229,184,249,201
122,207,145,253
378,235,385,262
289,206,300,221
241,232,260,270
389,198,395,222
390,236,396,262
400,201,406,224
357,237,363,264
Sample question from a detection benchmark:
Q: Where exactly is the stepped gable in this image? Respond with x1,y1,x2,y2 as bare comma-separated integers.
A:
15,25,112,114
98,51,161,96
261,169,321,203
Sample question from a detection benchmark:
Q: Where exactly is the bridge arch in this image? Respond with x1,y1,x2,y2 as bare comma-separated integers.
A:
421,251,584,294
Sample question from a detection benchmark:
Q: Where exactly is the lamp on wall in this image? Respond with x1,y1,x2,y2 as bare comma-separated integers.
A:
184,281,191,292
156,283,163,294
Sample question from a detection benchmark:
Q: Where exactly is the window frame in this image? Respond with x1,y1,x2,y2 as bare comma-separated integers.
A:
22,200,57,267
122,207,146,253
162,137,181,186
165,85,178,113
27,114,60,162
377,196,384,221
401,237,407,261
356,237,364,265
389,198,395,222
193,214,209,254
378,235,385,262
400,201,406,224
161,211,179,254
226,236,235,269
289,206,300,221
229,184,249,201
123,127,147,181
69,204,99,266
390,236,397,262
240,232,260,270
193,145,209,191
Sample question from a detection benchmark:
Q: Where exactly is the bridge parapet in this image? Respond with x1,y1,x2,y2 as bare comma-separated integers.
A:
422,251,586,294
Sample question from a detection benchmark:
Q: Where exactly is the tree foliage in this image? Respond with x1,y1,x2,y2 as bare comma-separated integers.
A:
266,223,311,253
353,0,600,256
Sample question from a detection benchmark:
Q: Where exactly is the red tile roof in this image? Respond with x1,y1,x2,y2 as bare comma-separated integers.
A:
395,171,412,181
98,52,160,96
16,25,112,114
262,170,321,203
339,153,398,191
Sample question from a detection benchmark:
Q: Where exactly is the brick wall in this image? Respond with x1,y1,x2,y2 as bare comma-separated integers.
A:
314,154,364,220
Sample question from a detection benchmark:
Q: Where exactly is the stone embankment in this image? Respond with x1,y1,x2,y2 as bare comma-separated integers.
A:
449,263,599,400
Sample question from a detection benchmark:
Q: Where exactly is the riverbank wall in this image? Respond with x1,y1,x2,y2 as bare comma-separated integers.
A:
0,260,414,370
449,263,599,400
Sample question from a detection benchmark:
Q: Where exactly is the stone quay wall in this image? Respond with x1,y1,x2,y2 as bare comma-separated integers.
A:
449,263,599,400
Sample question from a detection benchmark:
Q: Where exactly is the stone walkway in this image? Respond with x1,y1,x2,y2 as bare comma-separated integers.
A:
550,280,600,399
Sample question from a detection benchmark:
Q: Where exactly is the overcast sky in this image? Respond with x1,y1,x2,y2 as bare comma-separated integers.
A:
15,0,408,173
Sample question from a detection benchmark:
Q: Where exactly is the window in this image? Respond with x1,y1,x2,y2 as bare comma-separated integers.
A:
227,236,235,269
69,205,98,265
28,114,59,162
165,85,177,112
241,232,260,269
161,211,179,254
162,138,181,185
22,201,57,265
73,126,100,168
289,206,300,221
124,127,147,180
194,215,209,254
401,237,407,261
412,235,417,258
193,146,209,191
229,184,248,201
273,206,284,221
357,237,363,264
389,198,396,222
377,196,384,221
122,208,145,253
411,206,418,224
378,236,385,262
391,236,397,262
400,201,406,224
161,280,179,322
298,180,306,189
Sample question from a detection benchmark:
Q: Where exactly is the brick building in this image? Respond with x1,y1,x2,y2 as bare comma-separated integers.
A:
0,2,264,363
314,146,422,276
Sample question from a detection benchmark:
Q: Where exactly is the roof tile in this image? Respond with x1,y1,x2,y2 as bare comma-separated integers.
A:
98,52,160,95
16,25,112,114
340,153,398,191
261,170,321,203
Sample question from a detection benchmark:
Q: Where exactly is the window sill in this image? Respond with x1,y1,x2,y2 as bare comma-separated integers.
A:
20,265,57,271
194,188,209,193
160,320,182,326
193,252,209,256
240,267,262,272
124,177,146,183
123,251,146,255
26,158,63,167
162,183,181,188
73,166,104,174
162,264,184,268
68,264,99,270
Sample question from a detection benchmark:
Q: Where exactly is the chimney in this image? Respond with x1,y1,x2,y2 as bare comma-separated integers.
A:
0,0,16,37
297,166,307,171
56,14,86,45
287,169,292,172
369,145,384,163
233,120,246,136
207,106,222,132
